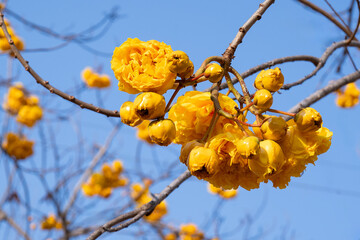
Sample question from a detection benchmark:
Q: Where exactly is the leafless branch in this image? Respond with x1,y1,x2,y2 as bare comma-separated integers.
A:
0,208,31,240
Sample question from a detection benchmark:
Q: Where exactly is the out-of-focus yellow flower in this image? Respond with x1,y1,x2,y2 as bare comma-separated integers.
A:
253,89,273,112
2,132,33,160
168,91,238,144
130,181,167,222
148,119,176,146
40,214,62,230
208,183,237,199
254,67,284,92
179,223,204,240
204,63,224,83
120,101,142,127
111,38,176,94
81,67,111,88
336,82,360,108
0,19,25,55
2,83,27,115
294,107,322,133
179,140,204,164
136,120,154,144
16,105,43,127
165,233,177,240
133,92,166,120
82,160,128,198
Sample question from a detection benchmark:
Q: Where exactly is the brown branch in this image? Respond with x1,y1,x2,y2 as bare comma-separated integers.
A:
0,209,31,240
222,0,275,65
282,40,360,90
0,11,120,118
86,170,192,240
287,71,360,114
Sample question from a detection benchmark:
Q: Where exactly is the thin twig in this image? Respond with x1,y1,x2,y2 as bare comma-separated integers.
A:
0,209,31,240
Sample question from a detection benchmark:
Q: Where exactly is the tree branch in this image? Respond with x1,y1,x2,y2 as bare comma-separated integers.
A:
0,208,31,240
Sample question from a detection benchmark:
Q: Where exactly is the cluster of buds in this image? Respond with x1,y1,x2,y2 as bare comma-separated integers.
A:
2,83,43,128
40,214,62,230
335,82,360,108
130,180,167,222
82,160,128,198
81,67,111,88
0,18,24,56
112,38,332,190
2,132,33,160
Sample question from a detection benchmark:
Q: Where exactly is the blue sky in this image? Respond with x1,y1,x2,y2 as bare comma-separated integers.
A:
1,0,360,239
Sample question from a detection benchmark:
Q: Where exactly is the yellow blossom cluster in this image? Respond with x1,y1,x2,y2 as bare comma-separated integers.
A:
130,180,167,222
40,214,62,230
81,67,111,88
208,183,237,199
179,224,205,240
82,160,128,198
2,83,43,127
2,132,33,160
335,82,360,108
0,18,25,55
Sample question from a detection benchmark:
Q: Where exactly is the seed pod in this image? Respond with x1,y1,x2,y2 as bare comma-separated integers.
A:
167,50,191,74
253,89,273,112
294,107,322,132
260,116,287,141
179,140,204,164
134,92,166,119
148,119,176,146
254,67,284,92
237,136,260,159
204,63,224,83
120,101,142,127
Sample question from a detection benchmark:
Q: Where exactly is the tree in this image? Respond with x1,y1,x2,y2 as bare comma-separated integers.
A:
0,0,360,239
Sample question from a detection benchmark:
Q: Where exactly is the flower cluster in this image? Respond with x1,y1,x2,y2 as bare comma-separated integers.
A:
178,224,204,240
2,83,43,127
208,183,237,199
81,67,111,88
335,82,360,108
82,160,128,198
40,214,62,230
130,180,167,222
2,132,33,160
0,18,25,55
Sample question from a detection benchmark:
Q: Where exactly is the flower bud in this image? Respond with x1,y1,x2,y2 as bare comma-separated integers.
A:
204,63,224,83
253,89,273,112
260,116,287,141
237,136,260,159
187,146,219,179
294,107,322,132
120,101,142,127
178,60,194,79
179,140,204,164
148,119,176,146
134,92,166,119
254,67,284,92
167,50,191,74
248,140,285,179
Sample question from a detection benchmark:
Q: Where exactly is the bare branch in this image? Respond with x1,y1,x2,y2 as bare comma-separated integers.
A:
0,208,31,240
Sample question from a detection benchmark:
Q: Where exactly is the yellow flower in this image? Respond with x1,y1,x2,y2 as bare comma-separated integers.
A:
208,183,237,199
336,82,360,108
258,116,287,141
81,67,111,88
294,107,322,133
165,233,177,240
136,120,155,144
204,63,224,83
2,132,34,160
119,101,142,127
253,89,273,112
134,92,166,120
187,146,220,179
179,224,204,240
167,50,192,76
111,38,176,94
2,83,27,115
40,214,62,230
148,119,176,146
236,136,260,160
168,91,238,144
16,105,43,127
178,60,194,79
254,67,284,92
179,140,204,164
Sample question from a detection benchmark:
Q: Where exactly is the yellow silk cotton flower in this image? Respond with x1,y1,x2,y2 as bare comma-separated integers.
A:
111,38,176,94
204,63,224,83
254,67,284,92
82,160,128,198
148,119,176,146
208,183,237,199
253,89,273,112
120,101,142,127
2,83,27,115
81,67,111,88
16,105,43,127
136,120,154,144
134,92,166,120
2,132,33,160
130,182,167,222
336,82,360,108
40,214,62,230
179,140,204,164
294,107,322,133
168,91,238,144
179,224,204,240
